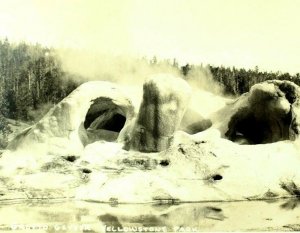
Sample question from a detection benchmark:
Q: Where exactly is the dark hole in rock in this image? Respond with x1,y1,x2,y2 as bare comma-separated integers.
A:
82,168,92,174
81,97,127,145
178,147,186,154
159,160,170,167
63,155,77,162
226,105,294,145
85,111,126,132
206,206,222,212
212,174,223,181
100,113,126,132
84,109,106,129
195,140,207,145
278,83,297,104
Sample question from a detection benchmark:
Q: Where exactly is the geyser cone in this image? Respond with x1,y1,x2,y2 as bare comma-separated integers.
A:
125,74,191,152
225,80,300,144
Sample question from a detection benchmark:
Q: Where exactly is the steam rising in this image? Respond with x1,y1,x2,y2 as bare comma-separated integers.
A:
57,49,223,94
56,49,228,119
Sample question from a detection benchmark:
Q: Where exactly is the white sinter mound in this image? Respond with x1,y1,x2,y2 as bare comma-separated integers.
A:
0,75,300,203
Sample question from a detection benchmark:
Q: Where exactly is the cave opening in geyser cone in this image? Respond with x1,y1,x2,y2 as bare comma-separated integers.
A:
82,97,127,144
225,106,294,145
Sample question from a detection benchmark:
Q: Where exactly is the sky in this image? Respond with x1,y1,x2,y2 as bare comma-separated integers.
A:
0,0,300,74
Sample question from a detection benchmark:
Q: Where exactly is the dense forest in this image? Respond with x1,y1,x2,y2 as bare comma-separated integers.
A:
180,63,300,95
210,65,300,95
1,39,300,148
0,39,78,147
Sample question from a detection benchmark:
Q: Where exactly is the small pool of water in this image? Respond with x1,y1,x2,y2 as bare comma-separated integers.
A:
0,198,299,232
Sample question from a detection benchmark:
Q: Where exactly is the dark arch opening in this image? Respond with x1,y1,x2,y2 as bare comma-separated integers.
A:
100,113,126,132
81,97,127,145
225,80,300,145
225,106,293,145
84,110,126,132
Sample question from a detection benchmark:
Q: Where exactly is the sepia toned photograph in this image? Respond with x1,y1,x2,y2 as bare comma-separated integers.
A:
0,0,300,232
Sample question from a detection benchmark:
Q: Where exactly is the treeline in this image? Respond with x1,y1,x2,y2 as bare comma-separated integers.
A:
0,39,78,147
209,66,300,95
0,39,78,121
180,62,300,96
